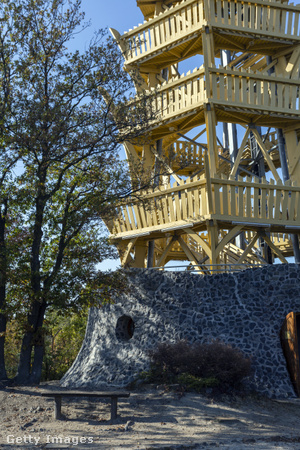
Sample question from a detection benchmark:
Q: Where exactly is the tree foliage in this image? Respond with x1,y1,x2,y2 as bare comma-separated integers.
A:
5,309,89,381
0,0,148,384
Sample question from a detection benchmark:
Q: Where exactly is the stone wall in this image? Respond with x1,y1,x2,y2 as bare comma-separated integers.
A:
61,264,300,398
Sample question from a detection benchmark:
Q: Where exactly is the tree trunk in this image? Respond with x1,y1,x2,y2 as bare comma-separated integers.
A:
0,314,7,381
30,344,45,384
30,300,47,384
0,201,8,381
14,176,48,385
14,299,47,385
15,329,34,384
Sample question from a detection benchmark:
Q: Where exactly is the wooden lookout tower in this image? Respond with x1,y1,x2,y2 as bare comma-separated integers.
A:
108,0,300,273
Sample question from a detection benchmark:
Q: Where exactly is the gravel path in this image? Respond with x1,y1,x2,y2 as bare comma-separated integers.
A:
0,382,299,449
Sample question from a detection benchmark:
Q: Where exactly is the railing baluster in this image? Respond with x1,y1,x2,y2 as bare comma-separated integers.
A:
119,0,300,68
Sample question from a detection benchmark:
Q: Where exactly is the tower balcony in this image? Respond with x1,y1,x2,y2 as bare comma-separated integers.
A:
113,0,300,73
108,174,300,243
142,65,300,140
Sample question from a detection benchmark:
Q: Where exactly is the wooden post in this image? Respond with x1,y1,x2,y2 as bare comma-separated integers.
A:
207,220,220,271
123,142,141,181
204,104,218,176
147,240,155,268
221,51,238,163
155,1,164,15
134,244,147,268
110,397,118,421
54,396,62,420
267,55,300,263
142,144,155,171
278,127,300,264
148,138,163,268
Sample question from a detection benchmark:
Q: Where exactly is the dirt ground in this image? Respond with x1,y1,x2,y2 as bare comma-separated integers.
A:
0,381,300,450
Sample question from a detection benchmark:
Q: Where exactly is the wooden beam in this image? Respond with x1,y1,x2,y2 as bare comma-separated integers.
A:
121,238,138,266
177,132,207,150
251,128,281,182
177,237,208,273
215,32,245,50
184,229,212,259
202,26,215,97
204,154,213,214
110,28,127,54
192,128,206,141
284,129,300,177
228,52,252,68
177,236,200,265
175,111,204,134
189,260,209,274
216,226,243,255
207,220,219,266
123,142,142,180
275,44,300,59
204,105,218,176
168,48,183,58
237,232,260,264
220,110,251,124
286,48,300,79
134,243,148,268
155,236,177,267
218,153,259,179
123,142,140,165
150,145,182,184
260,233,288,264
229,127,251,178
181,37,201,58
142,144,155,170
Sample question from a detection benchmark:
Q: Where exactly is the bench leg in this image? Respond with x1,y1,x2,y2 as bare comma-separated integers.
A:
54,396,62,420
110,397,118,421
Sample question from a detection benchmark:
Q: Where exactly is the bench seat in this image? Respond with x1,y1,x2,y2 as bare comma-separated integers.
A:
41,390,130,421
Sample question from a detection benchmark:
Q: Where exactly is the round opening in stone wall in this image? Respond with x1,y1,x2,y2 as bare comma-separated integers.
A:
116,315,135,342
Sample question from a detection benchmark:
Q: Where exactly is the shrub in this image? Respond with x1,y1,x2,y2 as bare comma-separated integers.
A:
148,340,251,389
177,373,219,393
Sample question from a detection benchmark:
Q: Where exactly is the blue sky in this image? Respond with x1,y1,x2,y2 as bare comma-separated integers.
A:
86,1,143,33
76,1,144,49
81,0,300,41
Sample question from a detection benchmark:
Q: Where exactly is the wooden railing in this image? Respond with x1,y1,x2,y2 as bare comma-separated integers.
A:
243,230,293,255
211,176,300,224
120,0,205,65
110,175,300,237
207,0,300,41
261,130,278,148
171,233,208,259
167,139,207,170
117,0,300,67
111,176,208,235
209,67,300,116
145,65,300,127
150,67,206,123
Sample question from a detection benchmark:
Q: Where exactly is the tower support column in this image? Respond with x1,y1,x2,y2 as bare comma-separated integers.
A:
278,129,300,263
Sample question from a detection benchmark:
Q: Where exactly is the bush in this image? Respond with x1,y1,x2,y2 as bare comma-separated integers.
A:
148,340,251,390
177,373,219,393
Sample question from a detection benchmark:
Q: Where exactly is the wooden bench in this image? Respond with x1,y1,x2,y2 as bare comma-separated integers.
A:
41,390,130,421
